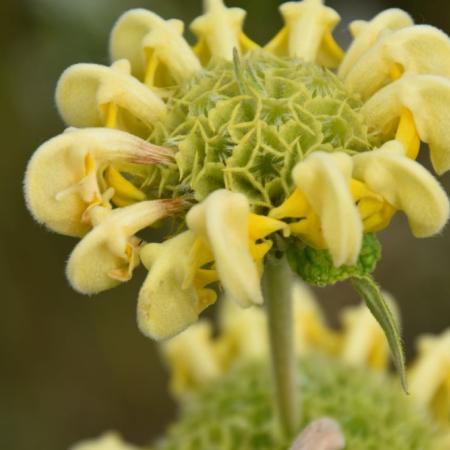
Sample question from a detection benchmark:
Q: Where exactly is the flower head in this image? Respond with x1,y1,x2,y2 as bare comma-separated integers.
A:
24,0,450,341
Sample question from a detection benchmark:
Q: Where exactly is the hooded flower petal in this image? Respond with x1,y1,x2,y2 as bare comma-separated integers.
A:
191,0,258,65
138,231,220,340
162,321,223,397
137,231,217,340
69,432,139,450
67,199,182,294
292,152,363,267
265,0,343,67
187,189,264,307
56,60,166,131
361,74,450,174
352,141,450,237
409,330,450,422
344,25,450,100
338,8,413,78
24,127,172,237
291,282,340,355
110,9,201,87
219,298,268,362
190,0,258,64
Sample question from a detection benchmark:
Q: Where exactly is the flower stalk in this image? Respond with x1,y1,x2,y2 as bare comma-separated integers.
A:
263,255,299,438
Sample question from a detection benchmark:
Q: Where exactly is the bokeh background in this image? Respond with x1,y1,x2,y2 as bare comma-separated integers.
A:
1,0,449,449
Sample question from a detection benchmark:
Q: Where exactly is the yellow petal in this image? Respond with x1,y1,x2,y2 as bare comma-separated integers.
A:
56,61,166,131
338,8,413,78
186,189,263,307
138,231,211,340
269,188,310,220
69,432,139,450
291,281,340,355
350,179,396,233
344,25,450,100
110,9,201,84
66,200,178,294
292,152,363,267
395,107,420,160
162,321,223,397
219,297,269,362
248,213,289,240
24,128,170,237
361,74,450,174
409,330,450,422
352,140,449,237
191,0,253,63
266,0,342,67
104,165,146,206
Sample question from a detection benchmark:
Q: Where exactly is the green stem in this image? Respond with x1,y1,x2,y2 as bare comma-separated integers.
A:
263,256,299,437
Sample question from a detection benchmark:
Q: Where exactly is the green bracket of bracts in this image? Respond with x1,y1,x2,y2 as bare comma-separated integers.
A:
286,234,381,287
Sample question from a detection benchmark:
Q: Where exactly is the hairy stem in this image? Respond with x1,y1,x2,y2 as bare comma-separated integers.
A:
263,256,299,437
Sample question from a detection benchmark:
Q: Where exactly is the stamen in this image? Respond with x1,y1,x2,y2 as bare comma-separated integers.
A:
144,48,159,87
248,213,289,240
395,108,421,160
104,102,118,128
390,62,404,80
350,179,396,233
104,165,146,206
239,33,260,52
321,30,344,62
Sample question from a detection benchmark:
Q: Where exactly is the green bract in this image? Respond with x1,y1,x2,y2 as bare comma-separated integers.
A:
286,233,381,286
148,51,376,208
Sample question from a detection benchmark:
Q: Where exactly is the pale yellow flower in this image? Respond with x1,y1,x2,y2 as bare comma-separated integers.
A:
24,127,173,237
67,199,183,294
362,74,450,174
409,330,450,423
110,9,201,87
191,0,258,64
69,432,139,450
24,0,450,341
56,60,166,133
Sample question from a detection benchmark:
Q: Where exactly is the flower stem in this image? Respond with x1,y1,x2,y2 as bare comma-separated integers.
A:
263,256,299,438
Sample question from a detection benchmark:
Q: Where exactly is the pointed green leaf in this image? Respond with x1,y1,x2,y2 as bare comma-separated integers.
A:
351,275,408,393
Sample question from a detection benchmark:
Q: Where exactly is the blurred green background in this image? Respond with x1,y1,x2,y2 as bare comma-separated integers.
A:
1,0,449,449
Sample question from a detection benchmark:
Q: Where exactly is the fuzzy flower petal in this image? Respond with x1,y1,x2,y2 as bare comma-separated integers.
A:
137,231,215,340
110,9,201,85
219,298,268,362
266,0,342,67
69,432,139,450
362,74,450,174
352,141,450,237
292,152,363,267
191,0,258,64
162,321,223,397
409,330,450,422
187,189,263,307
291,282,340,355
338,8,413,78
344,25,450,99
67,200,180,294
24,127,172,237
56,60,166,130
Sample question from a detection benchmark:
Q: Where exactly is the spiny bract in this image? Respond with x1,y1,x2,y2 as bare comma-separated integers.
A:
147,52,376,209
